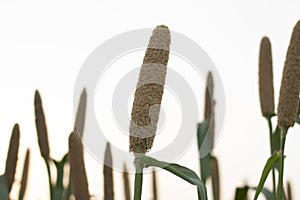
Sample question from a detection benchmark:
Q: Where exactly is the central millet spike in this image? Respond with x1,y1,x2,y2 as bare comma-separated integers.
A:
129,25,171,153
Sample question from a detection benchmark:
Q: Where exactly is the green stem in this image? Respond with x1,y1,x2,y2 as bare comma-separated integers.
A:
267,117,277,199
43,158,53,200
54,161,64,200
133,154,144,200
277,128,287,200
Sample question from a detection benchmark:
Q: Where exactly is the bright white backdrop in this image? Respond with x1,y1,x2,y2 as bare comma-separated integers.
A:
0,1,300,199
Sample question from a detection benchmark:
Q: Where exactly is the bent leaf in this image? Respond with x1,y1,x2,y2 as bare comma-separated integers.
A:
254,152,280,200
140,156,207,200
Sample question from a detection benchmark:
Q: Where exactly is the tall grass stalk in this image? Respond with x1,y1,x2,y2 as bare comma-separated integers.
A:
152,169,158,200
34,91,54,199
277,20,300,200
133,156,144,200
123,164,131,200
277,128,287,200
130,25,170,200
267,117,276,198
258,36,276,198
259,37,275,118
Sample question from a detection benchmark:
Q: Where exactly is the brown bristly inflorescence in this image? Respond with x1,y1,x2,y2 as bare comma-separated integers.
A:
69,132,89,200
277,20,300,129
5,124,20,192
19,149,30,200
104,143,114,200
129,25,170,153
34,91,50,159
259,37,275,118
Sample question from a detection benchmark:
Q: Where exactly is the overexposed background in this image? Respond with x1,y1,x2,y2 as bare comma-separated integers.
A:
0,1,300,199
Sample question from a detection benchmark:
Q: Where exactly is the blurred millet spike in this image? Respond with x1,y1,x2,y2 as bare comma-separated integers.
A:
5,123,20,192
204,71,215,151
104,143,114,200
204,71,214,121
277,20,300,129
129,25,171,153
259,37,275,118
74,88,87,138
19,149,30,200
34,90,50,159
69,132,90,200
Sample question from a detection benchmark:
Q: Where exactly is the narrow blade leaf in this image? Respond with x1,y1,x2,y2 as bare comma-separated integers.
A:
140,156,207,200
250,187,273,200
254,152,280,200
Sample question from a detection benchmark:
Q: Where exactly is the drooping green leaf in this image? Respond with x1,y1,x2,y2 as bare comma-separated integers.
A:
250,187,273,200
234,186,249,200
261,188,273,200
254,152,280,200
0,175,9,200
140,156,207,200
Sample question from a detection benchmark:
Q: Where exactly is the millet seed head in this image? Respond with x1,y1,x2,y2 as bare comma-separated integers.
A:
277,20,300,129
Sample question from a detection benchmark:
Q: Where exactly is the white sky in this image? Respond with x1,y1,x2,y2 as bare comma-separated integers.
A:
0,1,300,200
